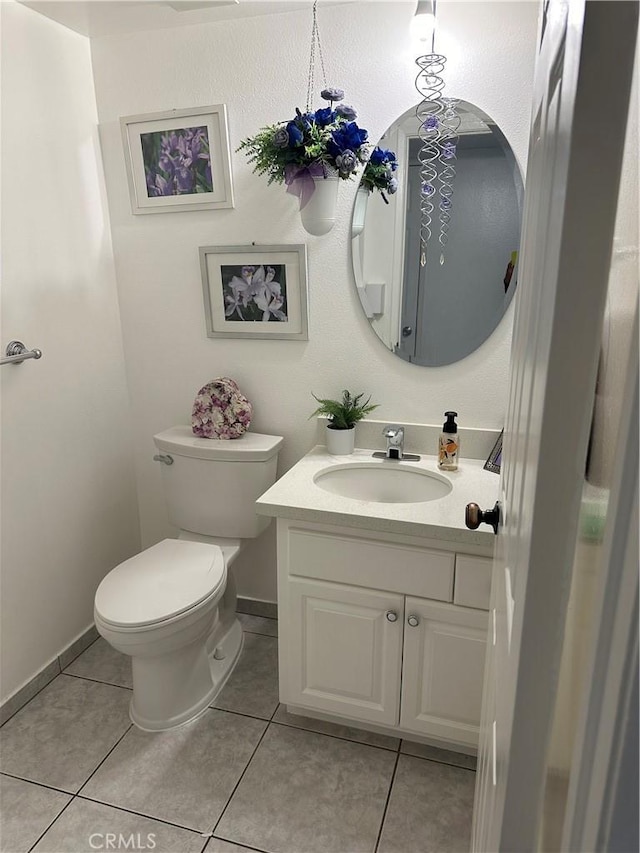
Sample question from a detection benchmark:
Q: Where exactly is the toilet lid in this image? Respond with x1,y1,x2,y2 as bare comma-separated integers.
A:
95,539,226,628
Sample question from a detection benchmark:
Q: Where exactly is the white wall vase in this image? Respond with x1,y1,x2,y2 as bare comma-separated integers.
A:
300,176,339,236
351,187,370,238
325,424,355,456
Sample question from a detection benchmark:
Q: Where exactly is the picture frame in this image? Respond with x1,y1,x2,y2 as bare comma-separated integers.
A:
200,245,309,341
484,429,503,474
120,105,234,214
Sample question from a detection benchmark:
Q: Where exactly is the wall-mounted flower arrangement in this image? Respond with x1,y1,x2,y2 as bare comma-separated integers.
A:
237,89,370,235
360,147,399,204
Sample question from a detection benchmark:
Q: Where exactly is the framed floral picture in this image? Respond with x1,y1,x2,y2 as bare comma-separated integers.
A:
120,105,234,214
200,245,308,340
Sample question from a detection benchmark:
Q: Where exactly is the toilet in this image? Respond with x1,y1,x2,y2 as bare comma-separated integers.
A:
94,426,283,732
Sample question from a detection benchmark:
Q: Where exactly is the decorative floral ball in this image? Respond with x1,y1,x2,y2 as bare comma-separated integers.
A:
191,377,253,439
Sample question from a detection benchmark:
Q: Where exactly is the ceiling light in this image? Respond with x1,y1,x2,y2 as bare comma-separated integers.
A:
411,0,436,44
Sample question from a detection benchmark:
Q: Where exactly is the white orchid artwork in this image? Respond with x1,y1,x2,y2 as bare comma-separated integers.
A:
222,264,288,323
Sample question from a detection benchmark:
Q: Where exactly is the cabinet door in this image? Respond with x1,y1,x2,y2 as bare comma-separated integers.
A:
400,597,489,747
285,578,404,726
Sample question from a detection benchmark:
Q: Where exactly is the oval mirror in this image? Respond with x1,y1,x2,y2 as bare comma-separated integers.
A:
351,100,523,366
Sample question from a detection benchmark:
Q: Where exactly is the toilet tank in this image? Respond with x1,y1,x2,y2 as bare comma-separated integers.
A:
153,426,283,539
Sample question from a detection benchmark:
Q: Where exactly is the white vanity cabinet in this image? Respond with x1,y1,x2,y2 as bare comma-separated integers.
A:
277,518,492,751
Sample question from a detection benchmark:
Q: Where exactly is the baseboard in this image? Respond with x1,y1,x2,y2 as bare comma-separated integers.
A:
236,596,278,620
0,623,98,727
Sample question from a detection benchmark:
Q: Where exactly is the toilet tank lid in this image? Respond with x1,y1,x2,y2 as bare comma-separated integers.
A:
153,426,283,462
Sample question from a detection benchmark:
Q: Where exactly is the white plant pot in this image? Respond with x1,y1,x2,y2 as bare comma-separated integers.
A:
351,187,370,238
300,176,339,236
325,425,355,456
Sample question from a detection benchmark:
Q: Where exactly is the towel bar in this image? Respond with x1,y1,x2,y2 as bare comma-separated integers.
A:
1,341,43,365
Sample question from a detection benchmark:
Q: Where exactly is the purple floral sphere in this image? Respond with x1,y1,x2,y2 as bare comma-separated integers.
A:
192,377,253,440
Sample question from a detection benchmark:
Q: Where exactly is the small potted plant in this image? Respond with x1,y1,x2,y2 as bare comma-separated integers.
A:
237,89,370,236
311,390,378,455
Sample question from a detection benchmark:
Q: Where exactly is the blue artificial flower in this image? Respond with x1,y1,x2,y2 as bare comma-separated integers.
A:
321,87,344,102
314,107,336,128
336,104,357,120
328,121,368,157
286,120,304,147
295,109,315,131
370,147,398,167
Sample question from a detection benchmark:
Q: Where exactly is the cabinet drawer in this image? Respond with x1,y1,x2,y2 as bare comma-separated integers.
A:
454,554,493,610
287,526,454,602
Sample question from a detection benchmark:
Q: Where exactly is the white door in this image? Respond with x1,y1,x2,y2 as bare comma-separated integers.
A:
400,597,487,746
285,577,404,725
471,1,638,850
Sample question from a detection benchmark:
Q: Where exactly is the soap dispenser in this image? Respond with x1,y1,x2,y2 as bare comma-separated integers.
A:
438,411,459,471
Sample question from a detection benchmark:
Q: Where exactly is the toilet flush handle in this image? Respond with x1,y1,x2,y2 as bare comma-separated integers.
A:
153,454,174,465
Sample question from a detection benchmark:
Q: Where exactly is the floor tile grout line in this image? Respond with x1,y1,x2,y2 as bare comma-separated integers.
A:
268,718,400,753
60,671,133,691
373,749,401,853
202,835,271,853
241,629,279,638
26,791,77,853
210,704,277,724
400,750,477,773
75,792,211,837
60,634,101,671
76,722,134,796
0,668,62,730
1,636,103,730
209,716,273,839
0,770,75,797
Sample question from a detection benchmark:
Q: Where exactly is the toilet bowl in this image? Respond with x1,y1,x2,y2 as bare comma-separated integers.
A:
95,539,230,730
94,427,283,731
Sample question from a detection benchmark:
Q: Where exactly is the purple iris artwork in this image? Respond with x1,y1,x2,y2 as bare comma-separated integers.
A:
141,126,213,198
221,264,288,323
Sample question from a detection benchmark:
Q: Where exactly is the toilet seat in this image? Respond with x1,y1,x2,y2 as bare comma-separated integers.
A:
95,539,226,629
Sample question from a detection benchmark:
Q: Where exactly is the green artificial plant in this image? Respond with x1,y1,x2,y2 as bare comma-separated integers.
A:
311,390,378,431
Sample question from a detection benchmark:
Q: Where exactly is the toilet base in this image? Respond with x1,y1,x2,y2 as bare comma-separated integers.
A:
129,618,244,732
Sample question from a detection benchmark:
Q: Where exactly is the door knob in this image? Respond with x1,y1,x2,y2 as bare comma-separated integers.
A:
465,501,501,534
402,326,413,337
407,615,420,627
386,611,398,622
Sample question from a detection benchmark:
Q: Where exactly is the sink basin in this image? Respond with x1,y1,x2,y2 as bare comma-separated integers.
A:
313,463,452,504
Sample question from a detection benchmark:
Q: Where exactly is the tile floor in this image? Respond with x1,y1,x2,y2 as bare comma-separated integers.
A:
0,612,476,853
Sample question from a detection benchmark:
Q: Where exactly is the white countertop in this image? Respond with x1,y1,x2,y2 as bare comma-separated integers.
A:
256,446,500,547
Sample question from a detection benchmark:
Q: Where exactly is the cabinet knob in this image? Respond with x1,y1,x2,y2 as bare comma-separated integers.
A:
407,615,420,628
386,611,398,622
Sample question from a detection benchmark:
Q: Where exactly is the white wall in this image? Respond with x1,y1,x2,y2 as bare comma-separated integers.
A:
0,1,140,701
91,1,539,601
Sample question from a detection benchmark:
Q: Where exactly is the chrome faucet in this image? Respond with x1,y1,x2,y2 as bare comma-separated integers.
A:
372,425,420,461
383,425,404,459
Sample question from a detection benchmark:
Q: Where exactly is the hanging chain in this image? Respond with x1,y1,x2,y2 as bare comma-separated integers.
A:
306,0,328,111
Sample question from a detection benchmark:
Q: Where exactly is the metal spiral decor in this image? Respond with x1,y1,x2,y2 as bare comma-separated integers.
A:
414,53,446,267
436,96,461,264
